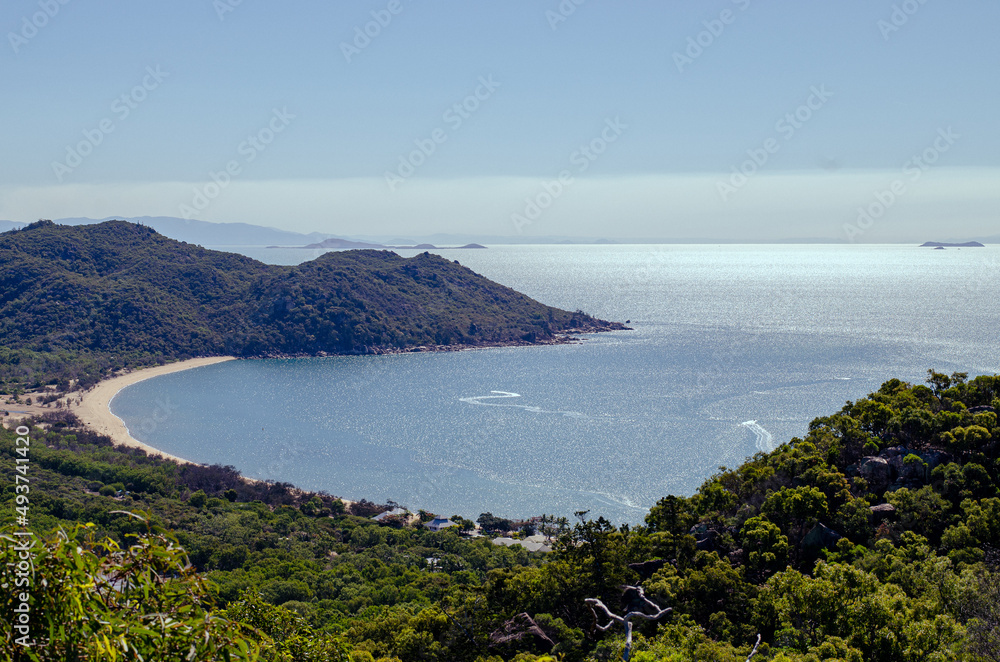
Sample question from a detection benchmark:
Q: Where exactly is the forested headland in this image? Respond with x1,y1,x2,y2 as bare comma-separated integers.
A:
0,220,622,393
2,370,999,660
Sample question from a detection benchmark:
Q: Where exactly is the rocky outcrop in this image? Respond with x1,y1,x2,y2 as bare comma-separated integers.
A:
869,503,897,524
858,456,893,491
628,559,668,580
689,525,720,552
852,446,952,491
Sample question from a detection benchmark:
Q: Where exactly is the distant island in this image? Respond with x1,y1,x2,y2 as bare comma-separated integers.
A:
0,220,621,392
920,241,986,248
272,237,487,250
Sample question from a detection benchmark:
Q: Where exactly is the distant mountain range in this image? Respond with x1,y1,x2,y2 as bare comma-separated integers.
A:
0,218,614,248
0,216,332,247
0,220,623,391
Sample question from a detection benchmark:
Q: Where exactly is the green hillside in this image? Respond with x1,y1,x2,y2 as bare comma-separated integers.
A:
2,371,999,660
0,220,622,391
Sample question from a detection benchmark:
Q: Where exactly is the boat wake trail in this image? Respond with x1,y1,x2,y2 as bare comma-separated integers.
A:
741,420,775,453
459,391,584,418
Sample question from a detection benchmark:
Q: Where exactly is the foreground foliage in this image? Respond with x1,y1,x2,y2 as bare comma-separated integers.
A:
1,370,999,660
0,520,255,661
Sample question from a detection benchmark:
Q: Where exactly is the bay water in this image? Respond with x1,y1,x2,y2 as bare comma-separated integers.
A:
112,245,1000,523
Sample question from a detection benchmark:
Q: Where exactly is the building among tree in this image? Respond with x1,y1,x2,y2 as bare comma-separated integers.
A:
426,517,457,532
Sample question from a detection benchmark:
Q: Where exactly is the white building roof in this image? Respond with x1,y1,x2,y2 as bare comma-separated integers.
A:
372,507,408,521
491,537,552,553
428,518,458,530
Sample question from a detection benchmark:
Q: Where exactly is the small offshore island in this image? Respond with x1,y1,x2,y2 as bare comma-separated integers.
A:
1,221,998,660
920,241,986,248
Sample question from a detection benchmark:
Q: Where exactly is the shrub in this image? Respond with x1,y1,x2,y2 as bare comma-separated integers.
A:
188,489,208,508
0,521,256,660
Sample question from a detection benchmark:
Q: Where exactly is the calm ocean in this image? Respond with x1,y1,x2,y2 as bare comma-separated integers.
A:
112,245,1000,523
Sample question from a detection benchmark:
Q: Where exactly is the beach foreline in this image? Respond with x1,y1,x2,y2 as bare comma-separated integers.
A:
73,356,237,464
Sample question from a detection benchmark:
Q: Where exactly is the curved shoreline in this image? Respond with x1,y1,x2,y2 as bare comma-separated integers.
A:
72,357,236,464
63,334,615,466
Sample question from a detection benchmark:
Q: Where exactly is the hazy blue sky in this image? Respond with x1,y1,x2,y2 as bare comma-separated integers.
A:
2,1,997,241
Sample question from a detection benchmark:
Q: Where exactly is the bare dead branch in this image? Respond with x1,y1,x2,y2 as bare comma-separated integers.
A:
585,586,672,662
585,598,623,630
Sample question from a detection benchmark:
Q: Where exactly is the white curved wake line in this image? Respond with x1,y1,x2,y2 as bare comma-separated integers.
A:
585,490,646,511
741,420,775,453
459,391,584,417
459,391,522,404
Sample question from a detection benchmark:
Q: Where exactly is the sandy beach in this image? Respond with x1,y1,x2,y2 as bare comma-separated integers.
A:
71,357,236,464
3,355,348,497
